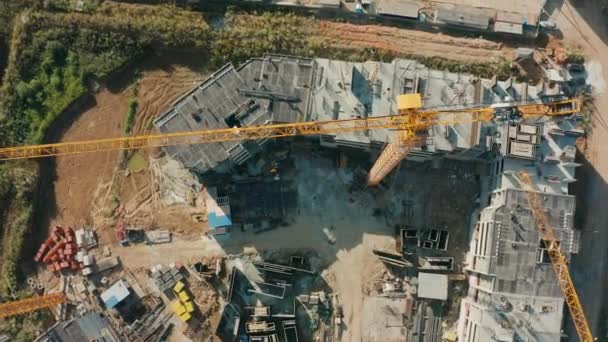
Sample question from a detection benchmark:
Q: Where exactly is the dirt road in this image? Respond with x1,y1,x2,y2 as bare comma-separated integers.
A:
550,0,608,338
134,66,204,135
110,236,224,268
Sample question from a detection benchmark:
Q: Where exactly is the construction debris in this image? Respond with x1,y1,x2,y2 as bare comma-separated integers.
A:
149,156,202,207
94,256,121,274
145,230,171,244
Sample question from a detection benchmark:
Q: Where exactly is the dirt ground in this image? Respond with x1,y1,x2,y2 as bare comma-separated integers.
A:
318,21,513,62
211,150,479,342
47,89,127,229
42,53,208,241
34,51,219,340
133,65,204,135
549,0,608,338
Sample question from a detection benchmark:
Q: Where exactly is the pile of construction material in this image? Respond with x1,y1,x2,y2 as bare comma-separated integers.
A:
77,253,95,276
145,230,171,244
35,226,80,272
75,228,97,249
151,264,184,294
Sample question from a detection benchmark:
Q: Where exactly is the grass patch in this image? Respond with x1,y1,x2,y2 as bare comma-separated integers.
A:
0,297,54,342
3,26,145,144
46,0,101,12
125,97,138,135
1,2,211,145
0,163,38,296
127,152,147,173
210,12,314,67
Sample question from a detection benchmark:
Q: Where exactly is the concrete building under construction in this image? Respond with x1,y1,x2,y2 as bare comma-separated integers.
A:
456,109,582,340
154,54,568,174
458,188,577,341
154,54,584,340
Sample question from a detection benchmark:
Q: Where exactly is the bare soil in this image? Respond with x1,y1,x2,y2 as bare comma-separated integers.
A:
48,89,127,228
317,21,512,62
41,52,208,241
134,66,205,135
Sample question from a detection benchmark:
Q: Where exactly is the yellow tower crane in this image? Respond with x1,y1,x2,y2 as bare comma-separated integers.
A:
0,96,585,330
518,171,593,342
0,94,580,186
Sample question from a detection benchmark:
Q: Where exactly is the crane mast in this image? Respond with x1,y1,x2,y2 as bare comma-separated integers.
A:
367,94,495,185
518,171,593,342
367,130,418,186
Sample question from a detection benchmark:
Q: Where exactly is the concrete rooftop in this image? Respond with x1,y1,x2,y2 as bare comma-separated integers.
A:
154,54,561,173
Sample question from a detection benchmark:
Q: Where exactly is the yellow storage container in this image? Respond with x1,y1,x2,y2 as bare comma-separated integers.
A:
178,291,190,303
184,301,195,313
179,312,192,322
172,301,186,316
173,281,185,294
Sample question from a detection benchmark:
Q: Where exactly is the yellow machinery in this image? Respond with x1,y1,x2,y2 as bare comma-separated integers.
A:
518,171,593,342
0,292,65,318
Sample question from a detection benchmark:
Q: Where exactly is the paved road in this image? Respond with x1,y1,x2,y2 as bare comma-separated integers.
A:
549,0,608,339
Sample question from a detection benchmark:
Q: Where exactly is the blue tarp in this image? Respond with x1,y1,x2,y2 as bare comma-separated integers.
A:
100,280,130,309
104,296,119,309
208,212,232,228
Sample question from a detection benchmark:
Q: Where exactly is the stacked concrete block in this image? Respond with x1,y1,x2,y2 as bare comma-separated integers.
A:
151,264,184,294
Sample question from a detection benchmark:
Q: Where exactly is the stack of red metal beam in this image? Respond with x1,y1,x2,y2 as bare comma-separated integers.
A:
34,226,80,272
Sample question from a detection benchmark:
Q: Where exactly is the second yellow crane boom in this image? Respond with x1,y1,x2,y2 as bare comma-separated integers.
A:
0,292,65,319
518,171,593,342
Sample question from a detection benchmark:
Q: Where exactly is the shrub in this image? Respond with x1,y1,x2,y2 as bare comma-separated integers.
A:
566,48,585,64
125,97,138,134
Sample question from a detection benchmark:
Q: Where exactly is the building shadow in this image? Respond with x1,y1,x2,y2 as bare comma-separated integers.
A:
543,0,566,18
564,145,608,339
201,141,480,341
560,0,608,45
214,253,337,342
